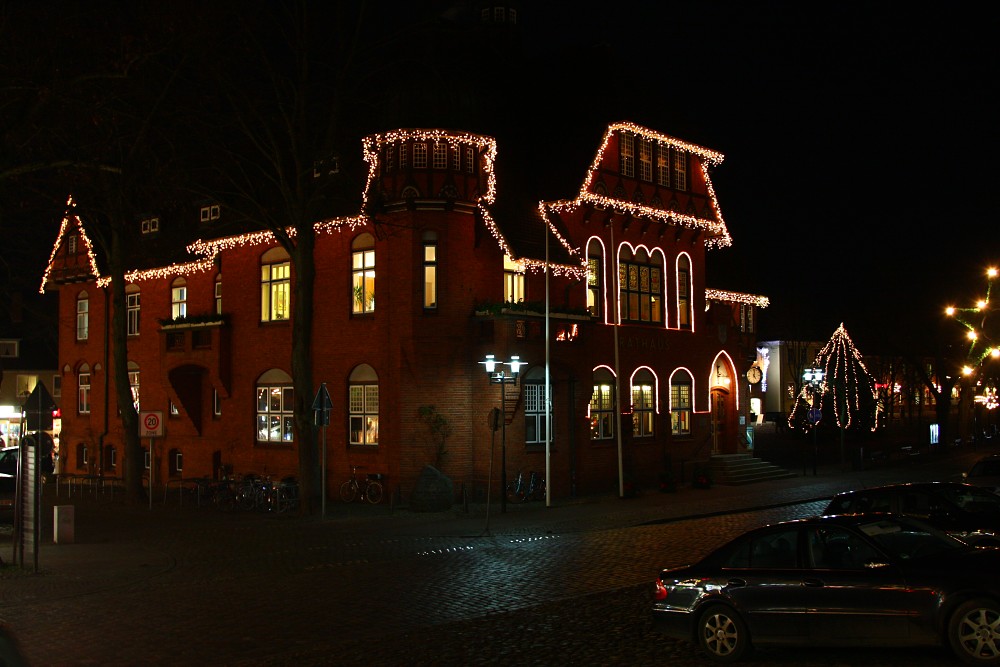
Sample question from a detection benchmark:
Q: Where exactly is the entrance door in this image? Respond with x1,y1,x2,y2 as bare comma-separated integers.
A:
711,388,728,454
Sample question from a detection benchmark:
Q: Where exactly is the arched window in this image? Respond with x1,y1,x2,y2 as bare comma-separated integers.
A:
256,369,294,443
631,368,656,438
352,234,376,314
76,291,89,340
619,246,663,324
586,239,603,318
171,278,187,319
126,285,140,336
349,364,379,446
589,367,616,440
261,247,291,322
677,254,692,330
670,370,693,436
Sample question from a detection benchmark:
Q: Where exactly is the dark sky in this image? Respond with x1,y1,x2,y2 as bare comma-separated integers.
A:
520,2,999,348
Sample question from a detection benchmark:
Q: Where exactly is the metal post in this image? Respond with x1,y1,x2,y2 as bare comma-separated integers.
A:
500,379,507,514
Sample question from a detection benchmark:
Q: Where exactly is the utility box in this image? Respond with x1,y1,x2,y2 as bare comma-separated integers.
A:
54,505,75,544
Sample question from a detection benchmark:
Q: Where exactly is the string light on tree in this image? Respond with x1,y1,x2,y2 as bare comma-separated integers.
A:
946,266,1000,366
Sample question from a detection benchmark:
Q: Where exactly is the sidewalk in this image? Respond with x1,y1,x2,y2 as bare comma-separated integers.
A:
2,440,995,596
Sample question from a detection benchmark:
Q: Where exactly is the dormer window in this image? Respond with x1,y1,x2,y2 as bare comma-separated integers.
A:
673,150,688,190
140,217,159,234
433,142,447,169
413,142,428,168
199,205,221,223
620,132,634,177
639,138,653,182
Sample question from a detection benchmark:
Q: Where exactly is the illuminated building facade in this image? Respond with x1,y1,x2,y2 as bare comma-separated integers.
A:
41,122,766,499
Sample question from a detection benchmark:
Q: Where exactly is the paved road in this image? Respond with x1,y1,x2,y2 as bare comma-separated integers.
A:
0,443,993,666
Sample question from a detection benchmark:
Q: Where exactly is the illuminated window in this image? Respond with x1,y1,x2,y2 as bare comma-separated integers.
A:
413,142,428,168
423,237,437,309
587,256,602,317
76,291,89,341
639,138,653,181
352,233,376,314
261,247,291,322
128,364,140,412
657,143,670,186
214,274,222,315
632,370,655,438
673,150,687,190
349,364,378,446
432,142,447,169
618,248,662,324
171,278,187,319
78,369,91,414
503,255,524,303
620,131,634,177
126,286,140,336
590,369,616,440
671,373,692,436
15,374,37,400
256,370,294,443
677,255,691,329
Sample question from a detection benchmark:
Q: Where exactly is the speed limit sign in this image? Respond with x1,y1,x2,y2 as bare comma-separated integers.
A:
139,411,165,437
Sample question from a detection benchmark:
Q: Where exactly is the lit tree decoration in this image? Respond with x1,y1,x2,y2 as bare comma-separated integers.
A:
788,323,881,433
945,267,1000,372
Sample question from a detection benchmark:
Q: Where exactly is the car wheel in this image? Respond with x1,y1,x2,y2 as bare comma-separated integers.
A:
697,604,752,663
949,598,1000,665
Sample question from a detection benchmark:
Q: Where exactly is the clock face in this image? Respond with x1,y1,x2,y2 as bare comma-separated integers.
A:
747,366,763,384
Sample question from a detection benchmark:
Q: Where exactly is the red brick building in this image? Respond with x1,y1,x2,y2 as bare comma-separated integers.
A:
41,121,767,500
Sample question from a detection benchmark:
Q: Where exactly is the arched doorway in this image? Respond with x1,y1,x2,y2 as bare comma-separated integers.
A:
710,359,735,454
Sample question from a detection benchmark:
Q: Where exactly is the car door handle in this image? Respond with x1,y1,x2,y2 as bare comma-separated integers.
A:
726,578,747,588
802,578,825,587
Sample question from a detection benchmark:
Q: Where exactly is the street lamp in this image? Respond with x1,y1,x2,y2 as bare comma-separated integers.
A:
481,354,523,513
803,368,825,475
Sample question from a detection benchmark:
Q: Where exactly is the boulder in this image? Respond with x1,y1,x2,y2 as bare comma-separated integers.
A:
409,465,453,512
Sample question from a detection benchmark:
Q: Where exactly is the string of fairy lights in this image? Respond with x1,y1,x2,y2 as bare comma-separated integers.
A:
946,267,1000,375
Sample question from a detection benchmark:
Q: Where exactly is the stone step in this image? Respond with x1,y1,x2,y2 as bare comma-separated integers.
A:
709,454,797,486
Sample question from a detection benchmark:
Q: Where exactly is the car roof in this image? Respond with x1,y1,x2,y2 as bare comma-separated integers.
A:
830,481,976,498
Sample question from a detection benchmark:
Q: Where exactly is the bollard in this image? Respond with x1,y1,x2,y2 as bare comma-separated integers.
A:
54,505,75,544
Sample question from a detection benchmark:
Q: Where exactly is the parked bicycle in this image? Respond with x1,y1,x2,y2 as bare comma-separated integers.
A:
340,465,384,504
506,470,545,503
275,476,299,513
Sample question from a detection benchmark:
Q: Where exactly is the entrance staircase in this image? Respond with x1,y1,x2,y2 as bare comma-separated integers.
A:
709,453,797,485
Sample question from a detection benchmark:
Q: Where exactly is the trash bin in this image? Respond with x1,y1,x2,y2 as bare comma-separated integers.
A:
54,505,74,544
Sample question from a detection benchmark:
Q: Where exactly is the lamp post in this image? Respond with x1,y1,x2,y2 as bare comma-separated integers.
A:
481,354,523,513
803,368,825,476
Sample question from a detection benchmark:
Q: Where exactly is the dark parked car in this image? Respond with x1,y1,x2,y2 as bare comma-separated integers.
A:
824,482,1000,545
0,437,55,481
652,514,1000,664
964,454,1000,494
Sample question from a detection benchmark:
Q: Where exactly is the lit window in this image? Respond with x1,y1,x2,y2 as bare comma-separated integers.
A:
126,287,140,336
657,144,670,187
256,383,294,443
78,371,91,414
631,372,655,438
261,248,291,322
352,234,376,314
349,365,379,446
423,241,437,309
671,374,692,435
587,240,603,318
129,368,140,412
620,131,634,177
590,373,616,440
673,150,687,190
171,279,187,319
413,142,427,168
15,374,37,400
619,249,663,324
524,382,552,444
76,292,89,341
639,138,653,181
503,255,524,303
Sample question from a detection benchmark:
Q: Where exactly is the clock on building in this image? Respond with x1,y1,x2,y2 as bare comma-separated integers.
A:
746,366,763,384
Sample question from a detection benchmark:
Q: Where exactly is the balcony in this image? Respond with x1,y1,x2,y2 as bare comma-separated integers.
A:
158,315,231,394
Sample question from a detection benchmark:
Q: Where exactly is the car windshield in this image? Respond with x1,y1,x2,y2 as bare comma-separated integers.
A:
938,485,1000,514
859,518,965,560
970,460,1000,477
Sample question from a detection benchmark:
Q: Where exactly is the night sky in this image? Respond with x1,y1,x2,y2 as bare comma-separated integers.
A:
523,3,998,349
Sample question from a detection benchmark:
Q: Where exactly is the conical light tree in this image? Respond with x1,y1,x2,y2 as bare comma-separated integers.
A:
789,324,881,434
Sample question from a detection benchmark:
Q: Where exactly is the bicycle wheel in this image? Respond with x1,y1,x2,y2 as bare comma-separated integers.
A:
237,483,256,510
506,481,526,504
340,480,358,503
365,480,383,504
